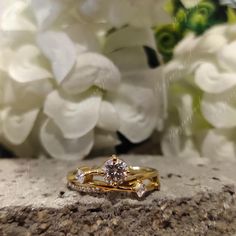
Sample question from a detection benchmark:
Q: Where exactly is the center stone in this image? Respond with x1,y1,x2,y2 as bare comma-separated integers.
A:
103,156,128,185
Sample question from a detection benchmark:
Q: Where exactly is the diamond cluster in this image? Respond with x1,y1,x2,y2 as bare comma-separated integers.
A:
103,156,128,185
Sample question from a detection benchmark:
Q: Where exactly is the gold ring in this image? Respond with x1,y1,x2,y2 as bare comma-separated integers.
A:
67,155,160,198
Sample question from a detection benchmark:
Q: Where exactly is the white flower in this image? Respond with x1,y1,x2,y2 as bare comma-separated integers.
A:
0,0,163,159
78,0,169,27
162,24,236,160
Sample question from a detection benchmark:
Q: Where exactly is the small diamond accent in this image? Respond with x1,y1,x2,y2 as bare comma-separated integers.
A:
135,182,146,198
103,156,128,185
75,169,85,184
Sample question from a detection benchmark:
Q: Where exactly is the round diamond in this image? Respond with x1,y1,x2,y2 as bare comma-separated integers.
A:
75,169,85,184
103,157,128,185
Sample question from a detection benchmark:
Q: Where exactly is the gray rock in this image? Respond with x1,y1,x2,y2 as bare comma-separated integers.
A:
0,155,236,235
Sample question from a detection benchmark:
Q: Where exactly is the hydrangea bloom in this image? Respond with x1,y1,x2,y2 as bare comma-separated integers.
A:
155,0,228,62
162,24,236,161
0,0,164,159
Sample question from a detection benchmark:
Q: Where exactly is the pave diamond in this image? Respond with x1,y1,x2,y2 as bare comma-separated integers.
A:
103,156,128,185
135,182,146,198
75,169,85,184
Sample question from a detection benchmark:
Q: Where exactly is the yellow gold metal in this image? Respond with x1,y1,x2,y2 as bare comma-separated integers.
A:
67,155,160,198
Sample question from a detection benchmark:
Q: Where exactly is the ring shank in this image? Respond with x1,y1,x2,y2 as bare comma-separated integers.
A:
67,164,160,196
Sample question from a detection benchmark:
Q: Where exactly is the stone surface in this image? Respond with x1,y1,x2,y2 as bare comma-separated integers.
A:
0,155,236,235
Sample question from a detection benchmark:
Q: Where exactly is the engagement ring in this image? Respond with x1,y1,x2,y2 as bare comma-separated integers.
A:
67,155,160,198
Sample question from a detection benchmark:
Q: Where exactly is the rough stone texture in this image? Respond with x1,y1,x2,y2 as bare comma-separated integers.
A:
0,155,236,236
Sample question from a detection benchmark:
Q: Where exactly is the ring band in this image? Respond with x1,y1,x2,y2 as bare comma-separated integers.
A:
67,155,160,198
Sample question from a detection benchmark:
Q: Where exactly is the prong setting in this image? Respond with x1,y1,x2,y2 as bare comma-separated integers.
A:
75,169,85,184
103,155,128,186
134,181,147,198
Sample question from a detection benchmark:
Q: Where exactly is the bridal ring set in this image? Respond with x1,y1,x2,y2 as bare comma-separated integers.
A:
67,155,160,198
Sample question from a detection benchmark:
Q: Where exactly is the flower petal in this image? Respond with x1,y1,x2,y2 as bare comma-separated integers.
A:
78,0,108,22
3,107,39,145
9,45,52,83
108,0,132,27
201,129,236,161
161,126,200,158
1,1,36,31
177,94,195,136
44,89,102,139
218,41,236,72
79,0,169,27
111,70,157,143
37,31,77,83
220,0,236,8
175,26,227,58
0,136,35,158
31,0,66,29
196,32,227,55
195,62,236,93
154,66,167,131
62,53,121,94
226,24,236,39
174,33,198,57
97,100,119,131
201,90,236,128
94,129,120,149
0,48,14,72
65,23,100,53
40,119,94,160
180,0,201,8
122,1,153,27
164,60,186,82
2,78,53,106
108,47,150,72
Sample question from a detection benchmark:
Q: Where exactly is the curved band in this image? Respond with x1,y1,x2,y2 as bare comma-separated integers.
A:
67,155,160,198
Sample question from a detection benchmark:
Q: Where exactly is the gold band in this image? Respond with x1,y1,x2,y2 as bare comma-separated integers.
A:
67,155,160,198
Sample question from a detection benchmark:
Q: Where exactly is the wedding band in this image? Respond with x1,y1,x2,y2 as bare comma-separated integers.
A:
67,155,160,198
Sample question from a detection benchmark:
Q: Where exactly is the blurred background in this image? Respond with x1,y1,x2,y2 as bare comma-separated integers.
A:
0,0,236,161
